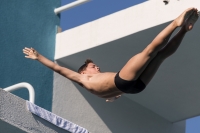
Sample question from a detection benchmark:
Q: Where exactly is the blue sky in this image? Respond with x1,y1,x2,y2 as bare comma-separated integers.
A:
60,0,200,132
60,0,147,30
186,116,200,133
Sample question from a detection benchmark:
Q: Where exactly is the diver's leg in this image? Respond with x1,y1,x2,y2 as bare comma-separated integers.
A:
119,8,195,81
139,10,199,85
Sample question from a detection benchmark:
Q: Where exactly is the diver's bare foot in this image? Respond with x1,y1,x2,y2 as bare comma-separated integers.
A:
175,8,196,27
184,10,199,31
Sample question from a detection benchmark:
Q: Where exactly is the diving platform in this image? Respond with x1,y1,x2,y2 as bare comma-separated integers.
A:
0,89,88,133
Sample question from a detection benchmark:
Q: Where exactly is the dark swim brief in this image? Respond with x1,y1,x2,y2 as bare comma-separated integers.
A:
114,72,146,94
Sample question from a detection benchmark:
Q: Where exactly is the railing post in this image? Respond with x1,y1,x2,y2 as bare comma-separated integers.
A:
54,0,91,14
3,82,35,103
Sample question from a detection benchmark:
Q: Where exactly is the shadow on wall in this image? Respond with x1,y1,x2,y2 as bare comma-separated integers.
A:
58,19,200,73
57,21,172,72
56,20,200,132
72,83,181,133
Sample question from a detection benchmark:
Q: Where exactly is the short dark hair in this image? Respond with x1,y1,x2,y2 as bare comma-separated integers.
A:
78,59,93,73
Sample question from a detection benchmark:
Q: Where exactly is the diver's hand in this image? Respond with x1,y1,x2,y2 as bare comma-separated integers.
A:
23,47,39,60
106,95,121,102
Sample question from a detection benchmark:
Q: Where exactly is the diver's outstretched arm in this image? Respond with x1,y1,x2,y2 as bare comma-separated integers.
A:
23,47,82,83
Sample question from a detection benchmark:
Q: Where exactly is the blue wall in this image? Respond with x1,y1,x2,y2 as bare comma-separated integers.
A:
0,0,60,111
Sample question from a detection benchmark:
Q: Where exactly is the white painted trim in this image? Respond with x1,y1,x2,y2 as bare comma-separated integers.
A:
4,82,35,103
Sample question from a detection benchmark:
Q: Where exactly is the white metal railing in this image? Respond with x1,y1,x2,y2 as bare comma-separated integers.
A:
54,0,91,14
3,82,35,103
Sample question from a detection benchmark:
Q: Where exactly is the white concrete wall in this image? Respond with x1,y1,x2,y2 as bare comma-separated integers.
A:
52,72,185,133
55,0,200,59
53,0,200,132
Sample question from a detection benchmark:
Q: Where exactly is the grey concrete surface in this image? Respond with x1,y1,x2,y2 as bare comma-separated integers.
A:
0,119,27,133
0,89,70,133
52,72,186,133
56,20,200,122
